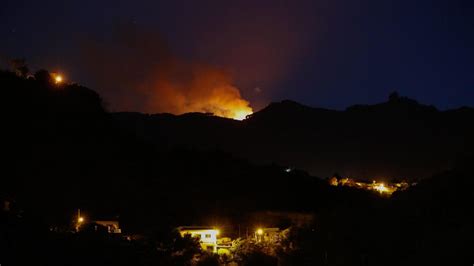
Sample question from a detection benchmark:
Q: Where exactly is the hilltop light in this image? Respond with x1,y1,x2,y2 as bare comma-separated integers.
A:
52,73,64,84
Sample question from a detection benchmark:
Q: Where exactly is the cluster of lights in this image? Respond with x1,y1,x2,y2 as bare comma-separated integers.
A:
329,177,408,196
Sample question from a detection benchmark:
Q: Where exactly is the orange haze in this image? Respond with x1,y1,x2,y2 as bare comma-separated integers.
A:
142,62,253,120
81,24,252,120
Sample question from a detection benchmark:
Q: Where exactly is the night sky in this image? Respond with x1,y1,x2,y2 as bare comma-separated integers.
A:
1,0,473,112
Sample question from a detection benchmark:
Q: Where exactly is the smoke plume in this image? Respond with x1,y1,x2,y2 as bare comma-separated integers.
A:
81,24,252,120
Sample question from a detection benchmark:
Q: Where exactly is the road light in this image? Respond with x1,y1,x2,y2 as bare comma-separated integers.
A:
257,228,263,235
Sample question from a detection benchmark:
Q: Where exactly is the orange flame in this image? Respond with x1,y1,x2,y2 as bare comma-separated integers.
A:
82,25,254,119
143,64,253,120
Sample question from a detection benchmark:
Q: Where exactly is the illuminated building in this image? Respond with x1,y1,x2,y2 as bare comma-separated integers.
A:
93,220,122,233
178,226,220,252
73,209,122,233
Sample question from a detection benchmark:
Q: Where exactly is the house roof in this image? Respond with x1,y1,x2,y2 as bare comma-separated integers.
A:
177,226,217,231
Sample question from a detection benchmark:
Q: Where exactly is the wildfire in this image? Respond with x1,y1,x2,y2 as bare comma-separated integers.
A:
83,25,255,119
231,107,253,120
139,64,254,120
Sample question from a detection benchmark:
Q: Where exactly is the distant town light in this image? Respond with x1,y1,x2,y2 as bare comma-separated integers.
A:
328,177,408,196
374,183,389,194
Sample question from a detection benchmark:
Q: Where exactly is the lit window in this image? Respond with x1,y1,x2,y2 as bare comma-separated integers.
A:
205,234,212,238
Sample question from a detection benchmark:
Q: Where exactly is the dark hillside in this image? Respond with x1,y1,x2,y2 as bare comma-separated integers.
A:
2,70,358,232
2,70,473,265
113,93,474,180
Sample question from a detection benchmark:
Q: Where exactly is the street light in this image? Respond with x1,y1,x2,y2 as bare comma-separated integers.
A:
255,228,264,243
75,209,84,232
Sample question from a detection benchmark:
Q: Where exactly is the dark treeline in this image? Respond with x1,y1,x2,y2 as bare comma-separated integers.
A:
1,70,473,265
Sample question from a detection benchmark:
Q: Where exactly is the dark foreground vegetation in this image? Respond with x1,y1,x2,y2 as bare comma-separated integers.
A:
1,69,473,265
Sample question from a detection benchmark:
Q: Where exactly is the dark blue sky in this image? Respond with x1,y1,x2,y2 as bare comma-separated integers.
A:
1,0,473,111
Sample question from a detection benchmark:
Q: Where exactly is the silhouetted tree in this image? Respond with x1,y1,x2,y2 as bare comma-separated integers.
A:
152,230,202,265
196,254,220,266
232,239,279,266
389,91,400,102
34,69,52,86
10,58,29,77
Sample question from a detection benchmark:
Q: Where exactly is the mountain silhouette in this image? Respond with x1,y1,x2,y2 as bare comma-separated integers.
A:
114,95,473,180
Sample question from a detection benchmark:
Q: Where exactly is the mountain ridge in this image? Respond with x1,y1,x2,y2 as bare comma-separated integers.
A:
113,94,474,180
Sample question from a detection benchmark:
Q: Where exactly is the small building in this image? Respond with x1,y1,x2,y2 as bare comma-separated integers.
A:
178,226,219,252
93,220,122,234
